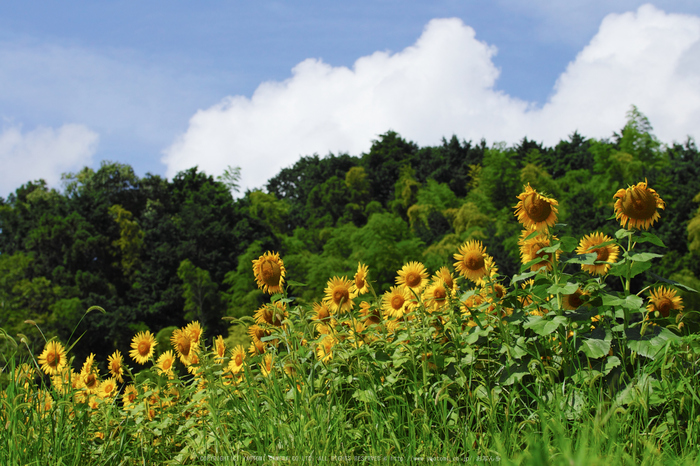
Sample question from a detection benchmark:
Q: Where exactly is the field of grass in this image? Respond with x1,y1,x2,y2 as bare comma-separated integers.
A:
1,180,699,465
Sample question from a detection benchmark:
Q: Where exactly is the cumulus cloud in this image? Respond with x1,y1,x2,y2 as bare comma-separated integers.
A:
0,124,99,197
163,4,700,193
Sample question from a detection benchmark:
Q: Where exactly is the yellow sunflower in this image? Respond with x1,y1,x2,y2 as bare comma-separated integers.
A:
453,240,494,283
576,232,620,276
311,302,336,334
514,183,559,231
647,286,683,317
247,324,272,346
130,330,157,364
316,335,336,363
395,261,429,294
351,263,370,297
433,267,457,294
228,345,246,374
156,350,176,378
613,179,665,230
185,321,204,346
252,251,286,294
37,340,68,376
359,301,382,326
253,302,287,327
79,357,100,395
518,230,560,272
423,280,450,313
213,335,226,363
170,327,197,364
248,339,266,356
122,385,139,409
562,288,587,310
324,276,354,314
260,353,274,377
107,350,125,383
98,378,118,399
381,286,414,319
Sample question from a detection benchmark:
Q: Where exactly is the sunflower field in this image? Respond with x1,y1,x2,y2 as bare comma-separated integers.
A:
2,170,700,465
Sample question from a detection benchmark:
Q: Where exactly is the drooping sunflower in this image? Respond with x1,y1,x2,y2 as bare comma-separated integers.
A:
514,183,559,231
107,350,125,383
98,378,118,399
37,340,68,376
213,335,226,363
613,179,665,230
562,288,587,310
252,251,286,294
351,263,370,297
396,261,429,294
647,286,683,317
253,302,287,327
324,276,354,314
156,350,176,378
130,330,157,364
576,232,620,276
185,321,204,346
453,240,493,283
518,230,560,272
381,286,414,319
229,345,246,374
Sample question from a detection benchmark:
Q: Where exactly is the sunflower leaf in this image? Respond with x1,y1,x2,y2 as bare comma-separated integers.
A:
566,253,597,265
648,272,699,293
635,232,666,248
629,260,653,278
560,236,579,253
627,252,663,262
286,280,307,287
615,228,633,240
511,271,539,284
520,257,547,272
547,282,580,295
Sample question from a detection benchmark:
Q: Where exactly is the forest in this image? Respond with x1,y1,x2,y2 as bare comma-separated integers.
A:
2,106,700,366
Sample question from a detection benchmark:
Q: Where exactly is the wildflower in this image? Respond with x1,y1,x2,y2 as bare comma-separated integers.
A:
576,232,620,276
613,179,665,230
396,261,429,294
646,286,683,318
382,286,413,319
107,350,125,383
260,353,274,377
37,340,67,376
351,263,370,297
129,331,157,364
453,240,494,282
514,183,559,231
252,251,286,294
156,350,176,378
324,276,354,314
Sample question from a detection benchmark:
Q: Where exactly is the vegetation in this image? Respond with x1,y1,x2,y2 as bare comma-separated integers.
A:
1,106,700,464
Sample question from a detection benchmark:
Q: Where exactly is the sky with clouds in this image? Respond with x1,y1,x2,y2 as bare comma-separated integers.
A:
1,1,700,197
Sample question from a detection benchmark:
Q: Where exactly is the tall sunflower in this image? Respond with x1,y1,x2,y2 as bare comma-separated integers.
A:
38,340,68,376
613,179,665,230
647,286,683,317
576,232,620,276
130,331,157,364
453,240,493,282
252,251,286,294
381,286,413,319
156,350,176,378
170,328,196,364
324,276,354,314
107,350,125,383
518,230,560,272
351,263,370,297
514,183,559,231
395,261,429,294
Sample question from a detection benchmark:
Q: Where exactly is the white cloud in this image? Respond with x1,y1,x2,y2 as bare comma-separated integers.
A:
163,4,700,193
0,124,99,197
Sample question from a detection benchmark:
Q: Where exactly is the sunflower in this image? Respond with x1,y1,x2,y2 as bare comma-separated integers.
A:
107,350,125,383
453,240,494,283
433,267,457,294
98,378,118,399
156,350,176,378
613,179,665,230
79,356,100,395
184,351,200,374
647,286,683,317
122,385,139,409
252,251,286,294
324,276,354,314
248,339,266,356
130,331,157,364
37,340,68,376
359,301,382,326
185,321,204,346
213,335,226,363
382,286,414,319
171,328,196,364
351,263,370,297
253,302,287,327
518,230,560,272
247,324,272,346
311,302,336,334
576,232,620,276
316,335,336,363
423,280,450,313
260,353,274,377
396,261,429,294
562,288,587,310
229,345,246,374
514,183,559,231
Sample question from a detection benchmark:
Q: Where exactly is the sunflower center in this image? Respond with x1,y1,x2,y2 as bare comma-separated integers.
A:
178,338,191,357
405,272,422,288
47,352,57,367
333,287,349,304
443,276,454,289
622,187,657,220
85,374,97,389
138,341,151,356
434,287,447,302
110,360,120,372
524,194,552,223
594,246,609,262
567,291,583,309
355,275,365,289
657,297,672,317
464,253,485,271
391,295,405,310
162,359,172,371
318,307,330,320
235,354,243,366
261,260,282,285
104,383,115,394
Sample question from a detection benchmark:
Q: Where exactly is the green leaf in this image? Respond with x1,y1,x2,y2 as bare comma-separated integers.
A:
636,232,666,248
540,243,561,253
626,326,681,359
521,257,547,272
511,270,539,285
629,260,653,278
547,282,580,295
524,315,567,336
648,272,699,293
499,361,529,386
286,280,307,287
615,228,632,240
627,252,663,262
566,253,597,265
560,236,579,253
580,336,611,359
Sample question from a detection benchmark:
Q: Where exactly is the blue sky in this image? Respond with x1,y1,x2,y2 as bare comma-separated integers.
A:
1,1,700,196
